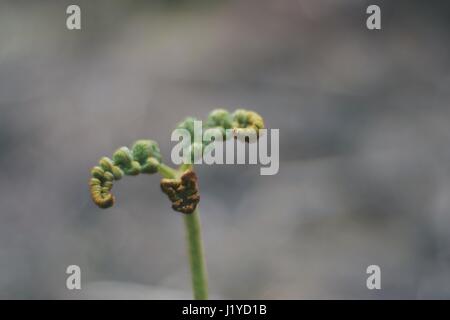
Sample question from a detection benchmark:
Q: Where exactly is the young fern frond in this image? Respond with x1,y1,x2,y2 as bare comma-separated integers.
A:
88,107,264,299
89,140,162,209
90,108,264,211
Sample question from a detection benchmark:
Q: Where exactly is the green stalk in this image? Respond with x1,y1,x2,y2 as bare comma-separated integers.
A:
183,208,208,299
157,163,208,299
157,163,178,179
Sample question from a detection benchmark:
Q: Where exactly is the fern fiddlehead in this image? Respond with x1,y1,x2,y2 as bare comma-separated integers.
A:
89,140,162,209
88,108,264,299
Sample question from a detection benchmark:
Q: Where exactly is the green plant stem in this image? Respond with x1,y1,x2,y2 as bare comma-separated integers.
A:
184,208,208,299
157,163,178,179
157,162,208,299
179,163,193,173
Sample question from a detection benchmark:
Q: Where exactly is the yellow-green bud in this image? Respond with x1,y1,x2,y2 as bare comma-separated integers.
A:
113,147,133,168
125,160,141,175
206,108,233,129
132,140,162,173
141,157,160,174
91,166,105,180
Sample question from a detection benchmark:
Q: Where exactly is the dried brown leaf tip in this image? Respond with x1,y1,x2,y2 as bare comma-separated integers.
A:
89,177,115,209
160,170,200,214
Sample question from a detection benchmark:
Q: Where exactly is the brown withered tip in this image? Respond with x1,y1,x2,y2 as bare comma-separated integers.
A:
232,128,259,143
160,169,200,214
93,194,115,209
89,178,115,209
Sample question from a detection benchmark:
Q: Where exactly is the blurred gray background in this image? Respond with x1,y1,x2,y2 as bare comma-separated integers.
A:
1,0,450,299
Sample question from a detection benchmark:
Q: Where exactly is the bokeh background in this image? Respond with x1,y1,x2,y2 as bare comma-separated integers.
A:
1,0,450,299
